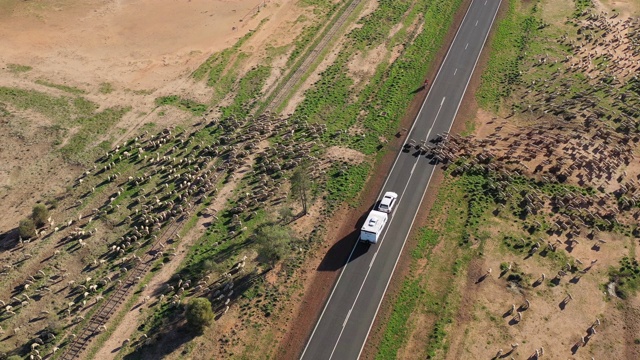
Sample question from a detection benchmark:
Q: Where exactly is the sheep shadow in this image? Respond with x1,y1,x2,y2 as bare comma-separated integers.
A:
571,343,580,354
558,300,568,310
508,318,520,326
475,274,489,284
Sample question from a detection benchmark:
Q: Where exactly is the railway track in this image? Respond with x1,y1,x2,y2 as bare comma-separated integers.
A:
264,0,363,112
57,205,193,360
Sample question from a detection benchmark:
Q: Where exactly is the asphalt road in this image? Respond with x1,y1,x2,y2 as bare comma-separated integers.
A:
300,0,503,359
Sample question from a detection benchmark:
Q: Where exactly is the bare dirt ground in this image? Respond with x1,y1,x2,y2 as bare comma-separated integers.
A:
0,0,268,90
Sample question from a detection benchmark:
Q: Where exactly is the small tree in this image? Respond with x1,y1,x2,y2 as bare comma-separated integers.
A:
32,203,49,228
255,223,293,268
19,218,36,239
185,298,214,334
278,206,294,223
290,164,311,215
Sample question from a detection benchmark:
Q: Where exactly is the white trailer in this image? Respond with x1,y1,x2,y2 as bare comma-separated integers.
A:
360,210,388,244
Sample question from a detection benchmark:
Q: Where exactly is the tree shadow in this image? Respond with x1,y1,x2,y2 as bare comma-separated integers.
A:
0,228,20,253
122,318,196,360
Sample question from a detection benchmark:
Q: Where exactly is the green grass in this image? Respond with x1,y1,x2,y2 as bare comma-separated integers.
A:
476,0,540,111
376,278,424,359
324,162,371,211
0,86,127,164
573,0,593,17
155,95,207,116
99,82,114,94
192,19,267,84
609,257,640,299
35,79,86,95
0,86,94,122
59,107,130,164
220,65,272,118
7,63,32,73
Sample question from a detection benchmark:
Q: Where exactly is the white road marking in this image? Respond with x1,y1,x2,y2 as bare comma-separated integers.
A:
421,98,446,141
485,0,487,4
343,309,352,327
465,43,469,49
475,20,479,26
410,160,418,174
369,252,377,268
454,68,458,75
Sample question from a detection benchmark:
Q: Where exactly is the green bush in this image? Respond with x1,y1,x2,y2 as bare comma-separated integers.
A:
19,218,36,239
255,223,294,267
185,298,214,333
32,203,49,228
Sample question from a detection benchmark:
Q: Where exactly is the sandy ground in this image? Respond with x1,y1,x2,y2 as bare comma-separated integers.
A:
0,0,269,90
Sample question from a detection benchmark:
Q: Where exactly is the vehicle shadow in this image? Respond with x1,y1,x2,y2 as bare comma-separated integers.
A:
316,206,374,272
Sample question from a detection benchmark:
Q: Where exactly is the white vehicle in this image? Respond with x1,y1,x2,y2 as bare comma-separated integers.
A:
378,191,398,213
360,210,388,244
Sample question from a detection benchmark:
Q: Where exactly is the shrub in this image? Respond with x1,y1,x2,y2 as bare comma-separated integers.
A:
185,298,214,334
32,203,49,228
19,218,36,239
255,224,294,267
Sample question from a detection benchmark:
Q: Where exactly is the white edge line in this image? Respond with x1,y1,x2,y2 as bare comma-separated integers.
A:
356,0,504,357
301,0,484,357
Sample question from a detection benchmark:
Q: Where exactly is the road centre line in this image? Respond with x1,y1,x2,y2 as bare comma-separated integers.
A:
343,309,352,327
